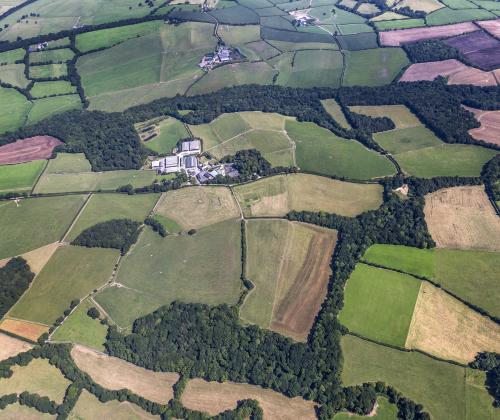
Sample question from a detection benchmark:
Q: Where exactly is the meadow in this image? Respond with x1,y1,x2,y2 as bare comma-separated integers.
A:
45,153,92,173
334,397,397,419
29,63,67,79
9,245,119,325
26,94,83,124
0,160,46,193
0,64,30,88
0,86,31,134
338,263,421,347
138,117,190,154
320,99,351,129
29,48,74,64
30,81,77,98
0,195,86,259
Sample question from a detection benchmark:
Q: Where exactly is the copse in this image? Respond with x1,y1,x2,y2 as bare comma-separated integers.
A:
0,257,35,318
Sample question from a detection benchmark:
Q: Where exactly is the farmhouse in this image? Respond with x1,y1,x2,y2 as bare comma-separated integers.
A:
199,45,243,71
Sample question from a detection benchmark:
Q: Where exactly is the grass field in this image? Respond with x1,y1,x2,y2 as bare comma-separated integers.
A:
234,174,383,218
334,397,397,419
0,48,25,64
320,99,351,129
0,160,46,193
154,186,240,230
0,403,55,419
29,48,74,64
374,125,442,154
97,221,242,327
30,80,77,98
218,24,261,44
426,7,495,25
51,299,108,351
0,357,70,404
26,94,83,124
374,18,426,30
29,63,67,79
338,263,421,347
45,153,92,173
350,105,421,129
71,345,179,403
0,86,31,134
20,242,61,275
181,379,317,419
138,117,190,154
66,193,159,242
406,282,500,363
9,245,119,325
0,195,86,259
0,63,30,88
241,220,337,340
465,368,498,420
286,120,396,179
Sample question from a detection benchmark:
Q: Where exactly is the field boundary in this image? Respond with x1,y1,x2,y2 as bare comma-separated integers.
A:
61,193,92,243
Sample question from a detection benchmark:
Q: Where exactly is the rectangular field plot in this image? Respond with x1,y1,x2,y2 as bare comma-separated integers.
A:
0,48,25,64
9,245,119,325
338,263,421,347
29,63,67,79
66,193,159,242
320,99,351,129
234,173,383,218
45,153,92,174
29,48,74,64
241,220,337,341
27,94,83,125
0,160,46,193
286,120,396,179
0,195,86,259
0,318,49,342
349,104,421,129
98,221,242,327
30,80,77,98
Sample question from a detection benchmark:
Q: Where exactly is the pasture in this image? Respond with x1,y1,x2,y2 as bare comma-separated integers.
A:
29,63,67,79
374,126,442,154
154,186,240,230
0,195,86,259
286,120,396,179
350,104,421,129
424,186,500,251
405,282,500,363
138,117,190,154
241,220,337,340
66,193,159,242
71,345,179,404
99,221,242,327
0,403,54,419
45,153,92,173
0,333,32,361
9,245,119,325
30,81,77,98
0,86,31,134
21,242,61,275
0,48,25,64
0,318,49,342
181,379,317,419
0,160,46,193
233,174,384,218
320,99,351,129
0,64,29,88
26,94,83,124
338,263,421,347
29,48,74,64
334,397,397,419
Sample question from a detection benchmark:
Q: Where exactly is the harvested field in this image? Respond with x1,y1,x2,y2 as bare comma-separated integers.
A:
445,30,500,70
0,318,49,341
0,136,62,165
21,242,61,275
465,106,500,145
349,105,421,129
424,186,500,251
406,282,500,363
0,403,54,419
0,332,32,361
399,59,498,86
154,186,240,230
476,18,500,38
379,22,478,46
71,345,179,403
181,378,316,419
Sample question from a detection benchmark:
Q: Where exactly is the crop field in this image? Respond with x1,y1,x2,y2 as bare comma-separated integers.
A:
241,220,337,340
51,299,108,351
234,174,383,218
9,245,119,325
29,63,67,79
339,264,421,347
98,221,242,327
477,18,500,37
0,319,49,342
342,335,480,420
406,282,500,363
154,186,239,230
0,333,32,362
334,397,397,419
66,193,159,242
374,18,427,30
0,195,86,259
181,379,317,419
70,390,158,419
26,95,83,125
0,160,46,193
286,120,396,179
0,357,70,404
30,81,77,98
138,117,190,154
71,345,179,403
0,64,29,88
466,107,500,145
445,30,500,70
0,86,31,134
0,136,62,165
320,99,351,129
424,186,500,251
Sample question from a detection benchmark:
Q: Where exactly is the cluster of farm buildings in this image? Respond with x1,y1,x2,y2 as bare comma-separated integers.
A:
152,139,238,183
199,45,242,70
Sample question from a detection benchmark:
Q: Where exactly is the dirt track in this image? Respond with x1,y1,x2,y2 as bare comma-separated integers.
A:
0,136,62,165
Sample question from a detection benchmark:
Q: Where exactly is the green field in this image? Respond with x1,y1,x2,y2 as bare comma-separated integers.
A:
66,193,159,242
51,299,108,351
374,18,426,30
218,24,261,44
139,117,190,154
0,195,86,259
27,94,83,124
30,80,77,98
338,263,421,347
45,153,92,174
334,397,397,419
0,64,30,88
286,120,396,179
97,221,242,327
30,48,74,64
341,335,491,420
321,99,351,129
0,86,31,134
363,244,500,319
29,63,67,79
426,7,495,25
9,245,119,325
153,214,183,234
0,47,25,64
374,126,442,154
0,160,46,193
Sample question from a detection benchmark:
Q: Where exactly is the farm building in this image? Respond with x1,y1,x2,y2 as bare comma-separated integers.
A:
152,155,180,174
199,46,243,71
180,140,201,154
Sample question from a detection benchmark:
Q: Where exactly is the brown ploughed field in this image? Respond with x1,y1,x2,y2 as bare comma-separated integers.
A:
464,106,500,146
476,19,500,38
0,318,49,342
0,136,62,165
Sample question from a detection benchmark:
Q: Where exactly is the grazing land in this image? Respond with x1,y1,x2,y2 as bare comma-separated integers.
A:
0,136,62,165
338,263,421,347
137,116,190,154
44,153,92,174
9,246,119,325
71,345,179,404
0,195,86,259
0,86,31,134
0,333,32,361
154,186,240,230
241,220,337,341
333,397,397,419
98,221,242,327
465,107,500,145
0,403,55,419
424,186,500,251
0,357,70,404
0,319,49,342
320,99,351,129
30,81,77,98
233,174,383,218
350,105,421,129
181,379,317,419
0,160,46,193
26,95,83,125
20,242,61,275
405,282,500,363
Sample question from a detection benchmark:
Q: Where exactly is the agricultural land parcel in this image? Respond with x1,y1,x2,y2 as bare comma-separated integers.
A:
0,318,49,342
137,116,190,154
0,160,46,193
0,333,32,362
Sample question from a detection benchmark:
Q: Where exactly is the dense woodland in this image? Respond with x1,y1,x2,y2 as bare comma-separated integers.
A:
0,257,34,319
403,40,464,64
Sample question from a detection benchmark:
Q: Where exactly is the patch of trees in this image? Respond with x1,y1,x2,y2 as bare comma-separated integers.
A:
471,352,500,407
72,219,141,254
405,176,482,197
396,6,426,19
117,172,188,194
482,155,500,211
144,216,167,237
0,257,34,318
403,39,464,64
